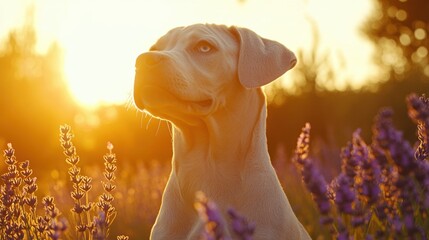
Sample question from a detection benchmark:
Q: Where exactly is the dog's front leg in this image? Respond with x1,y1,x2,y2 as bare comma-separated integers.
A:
150,175,196,240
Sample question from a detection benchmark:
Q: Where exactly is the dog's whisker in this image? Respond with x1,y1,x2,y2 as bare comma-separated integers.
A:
135,109,141,117
155,118,162,136
126,99,134,111
139,112,146,129
146,115,153,130
124,93,135,111
166,122,173,138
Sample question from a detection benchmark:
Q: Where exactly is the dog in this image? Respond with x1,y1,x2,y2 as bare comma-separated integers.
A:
134,24,310,240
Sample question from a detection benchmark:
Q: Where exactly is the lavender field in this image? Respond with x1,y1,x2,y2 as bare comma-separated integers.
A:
1,0,429,239
1,93,428,239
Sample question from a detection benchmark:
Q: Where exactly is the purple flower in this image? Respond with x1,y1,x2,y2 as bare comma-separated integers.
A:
294,99,429,238
332,174,355,215
302,161,328,198
351,215,365,227
372,108,416,175
227,208,255,240
391,215,402,233
415,161,429,209
407,93,429,123
403,212,416,234
301,160,332,217
295,123,311,166
359,156,381,205
372,108,395,150
390,137,416,175
337,231,350,240
340,141,357,179
352,130,381,205
294,124,332,222
335,218,350,240
195,192,229,240
415,122,429,161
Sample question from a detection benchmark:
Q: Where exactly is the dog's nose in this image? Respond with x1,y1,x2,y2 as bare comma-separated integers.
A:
289,51,297,69
290,58,297,68
135,52,164,69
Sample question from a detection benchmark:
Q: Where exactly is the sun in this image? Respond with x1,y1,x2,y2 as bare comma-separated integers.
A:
56,1,172,109
60,6,139,108
64,54,104,107
63,47,132,108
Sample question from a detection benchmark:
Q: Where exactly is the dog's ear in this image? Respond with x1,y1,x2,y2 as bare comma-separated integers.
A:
230,26,297,88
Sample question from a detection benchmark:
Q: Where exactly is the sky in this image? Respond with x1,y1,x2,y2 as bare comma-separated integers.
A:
0,0,376,107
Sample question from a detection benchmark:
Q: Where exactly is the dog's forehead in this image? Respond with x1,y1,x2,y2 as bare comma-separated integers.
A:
151,24,236,50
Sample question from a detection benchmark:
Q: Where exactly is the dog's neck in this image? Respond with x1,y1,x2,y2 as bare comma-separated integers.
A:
171,88,269,192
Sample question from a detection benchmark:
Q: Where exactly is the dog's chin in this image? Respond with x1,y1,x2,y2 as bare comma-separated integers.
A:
134,85,215,125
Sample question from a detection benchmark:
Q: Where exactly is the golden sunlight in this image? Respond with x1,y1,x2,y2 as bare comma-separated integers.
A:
0,0,375,107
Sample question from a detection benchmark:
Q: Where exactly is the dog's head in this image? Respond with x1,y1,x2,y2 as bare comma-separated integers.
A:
134,24,296,126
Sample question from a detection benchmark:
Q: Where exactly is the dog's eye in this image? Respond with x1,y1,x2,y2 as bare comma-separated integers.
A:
195,41,214,53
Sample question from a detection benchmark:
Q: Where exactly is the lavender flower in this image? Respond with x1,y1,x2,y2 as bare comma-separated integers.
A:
371,108,414,172
407,93,429,128
0,128,131,239
227,208,255,240
291,94,429,239
335,129,376,228
295,123,311,165
1,143,24,239
340,141,357,179
409,97,429,161
1,143,68,239
407,94,429,211
352,130,381,205
43,196,67,240
60,125,93,238
415,160,429,209
370,109,401,234
294,123,332,224
92,211,107,240
195,191,229,240
336,228,349,240
331,174,355,215
93,142,119,239
59,126,130,239
358,158,380,205
370,107,429,238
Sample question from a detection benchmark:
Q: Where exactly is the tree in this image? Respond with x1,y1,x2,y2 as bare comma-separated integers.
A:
0,18,78,171
362,0,429,80
0,17,172,173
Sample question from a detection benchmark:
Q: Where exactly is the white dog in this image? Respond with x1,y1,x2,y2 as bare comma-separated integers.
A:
134,24,310,240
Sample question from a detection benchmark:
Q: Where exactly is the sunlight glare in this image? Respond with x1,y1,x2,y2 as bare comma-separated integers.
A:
1,0,377,107
60,0,142,108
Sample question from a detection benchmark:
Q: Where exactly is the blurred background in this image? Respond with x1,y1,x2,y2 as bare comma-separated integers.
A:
0,0,427,172
0,0,428,237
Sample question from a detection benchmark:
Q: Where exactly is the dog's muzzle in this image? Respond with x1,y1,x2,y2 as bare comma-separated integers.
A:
136,52,165,68
133,52,166,110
